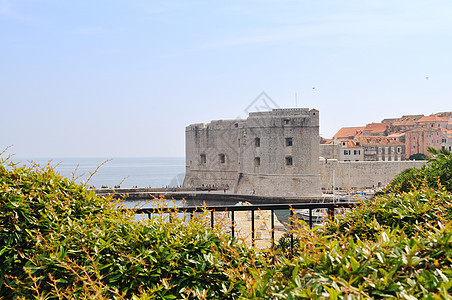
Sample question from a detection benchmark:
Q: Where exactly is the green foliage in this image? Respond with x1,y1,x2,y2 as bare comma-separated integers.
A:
245,187,452,298
323,188,452,240
2,153,452,299
387,148,452,193
244,222,452,299
0,158,256,299
409,153,429,160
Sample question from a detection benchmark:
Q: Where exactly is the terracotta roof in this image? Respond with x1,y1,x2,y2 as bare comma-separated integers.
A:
400,115,424,122
337,139,361,148
406,127,440,133
392,120,416,126
363,122,389,133
417,115,449,123
356,136,404,145
387,132,406,138
333,126,365,139
434,112,452,118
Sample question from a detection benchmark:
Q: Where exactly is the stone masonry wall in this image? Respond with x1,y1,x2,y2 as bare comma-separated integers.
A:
319,158,426,191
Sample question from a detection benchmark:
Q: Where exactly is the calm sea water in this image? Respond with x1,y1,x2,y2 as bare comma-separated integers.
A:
15,157,186,189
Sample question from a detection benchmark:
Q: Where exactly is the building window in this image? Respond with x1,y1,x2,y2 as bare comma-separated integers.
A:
254,157,260,167
286,137,293,146
285,156,293,166
354,150,360,155
397,147,402,153
219,154,225,164
344,150,350,155
378,147,382,153
255,138,260,147
283,119,290,125
391,147,395,153
442,138,447,143
200,154,206,164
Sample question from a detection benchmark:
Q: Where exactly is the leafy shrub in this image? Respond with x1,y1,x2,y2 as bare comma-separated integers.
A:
244,222,452,299
2,154,452,299
323,187,452,240
409,153,429,160
0,158,257,299
387,148,452,194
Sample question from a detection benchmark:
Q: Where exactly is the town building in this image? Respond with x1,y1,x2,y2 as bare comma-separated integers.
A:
331,111,452,160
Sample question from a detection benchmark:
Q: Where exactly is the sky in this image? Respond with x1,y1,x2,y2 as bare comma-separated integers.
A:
1,0,451,158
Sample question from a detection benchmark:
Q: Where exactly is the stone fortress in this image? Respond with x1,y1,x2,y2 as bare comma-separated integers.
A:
183,108,321,197
183,108,426,197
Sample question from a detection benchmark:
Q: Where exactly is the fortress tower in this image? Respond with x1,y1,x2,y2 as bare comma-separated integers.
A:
183,108,322,197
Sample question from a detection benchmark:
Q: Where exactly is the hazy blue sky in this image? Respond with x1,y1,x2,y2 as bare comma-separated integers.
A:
1,0,451,158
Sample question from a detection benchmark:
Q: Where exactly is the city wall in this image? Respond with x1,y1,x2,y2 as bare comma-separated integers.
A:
319,158,426,191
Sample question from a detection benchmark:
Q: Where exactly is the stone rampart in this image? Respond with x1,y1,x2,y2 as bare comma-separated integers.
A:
319,158,426,191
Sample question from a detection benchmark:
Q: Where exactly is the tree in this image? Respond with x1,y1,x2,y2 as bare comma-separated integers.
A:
409,152,429,160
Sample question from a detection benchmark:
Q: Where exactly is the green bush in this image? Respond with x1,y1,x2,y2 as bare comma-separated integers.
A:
244,222,452,299
409,153,429,160
2,155,452,299
323,187,452,240
0,159,257,299
387,148,452,194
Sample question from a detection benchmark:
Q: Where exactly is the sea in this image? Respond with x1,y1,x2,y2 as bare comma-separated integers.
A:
14,157,186,189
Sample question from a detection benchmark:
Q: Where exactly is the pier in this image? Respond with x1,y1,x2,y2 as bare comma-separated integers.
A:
94,187,336,206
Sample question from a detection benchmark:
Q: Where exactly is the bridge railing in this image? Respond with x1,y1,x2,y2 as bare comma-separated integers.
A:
132,202,360,250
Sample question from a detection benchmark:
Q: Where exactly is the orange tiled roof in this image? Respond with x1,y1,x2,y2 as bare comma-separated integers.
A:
387,132,406,139
356,136,404,145
333,126,365,139
337,139,361,148
417,115,449,123
407,127,442,133
392,120,416,126
363,122,389,133
400,115,424,122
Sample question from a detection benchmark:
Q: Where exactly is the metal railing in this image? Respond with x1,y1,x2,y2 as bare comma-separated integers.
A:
132,202,359,249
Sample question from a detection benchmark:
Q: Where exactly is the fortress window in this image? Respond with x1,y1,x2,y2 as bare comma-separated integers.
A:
219,154,225,164
283,119,290,125
285,137,293,146
200,154,206,164
255,138,260,147
254,157,260,167
285,156,293,166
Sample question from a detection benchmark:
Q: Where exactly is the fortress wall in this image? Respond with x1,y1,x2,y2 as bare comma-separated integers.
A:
319,159,426,191
236,173,321,197
184,120,241,188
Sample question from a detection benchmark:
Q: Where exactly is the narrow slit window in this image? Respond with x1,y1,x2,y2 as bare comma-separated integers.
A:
286,137,293,147
219,154,225,164
200,154,206,164
285,156,293,166
254,157,260,167
255,138,260,147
